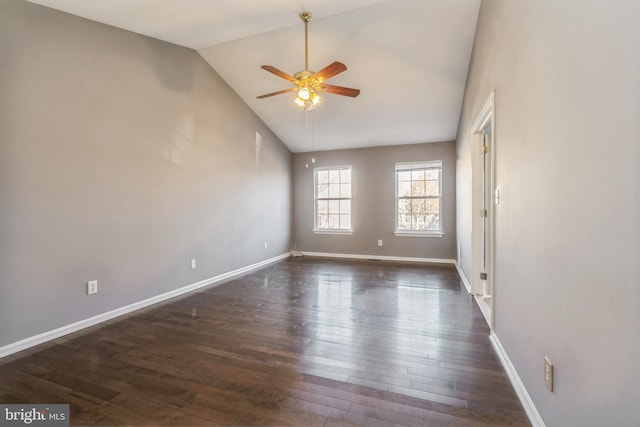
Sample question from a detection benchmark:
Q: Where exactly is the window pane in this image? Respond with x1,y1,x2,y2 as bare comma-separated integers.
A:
340,199,351,215
318,214,328,228
328,183,340,198
329,200,340,214
426,198,439,214
328,215,340,229
398,181,411,197
426,214,439,230
340,169,351,183
398,214,411,230
425,169,439,180
317,200,328,215
411,214,423,230
329,170,340,183
418,215,429,230
411,199,426,214
340,215,351,229
340,183,351,198
425,180,439,197
398,198,411,215
410,214,418,230
318,183,329,199
398,171,411,182
317,170,328,184
411,170,425,181
411,180,426,197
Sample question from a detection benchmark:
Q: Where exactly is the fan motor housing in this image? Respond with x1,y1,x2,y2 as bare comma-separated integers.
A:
293,71,315,79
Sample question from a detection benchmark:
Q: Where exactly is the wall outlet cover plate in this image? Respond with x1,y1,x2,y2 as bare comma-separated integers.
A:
87,280,98,295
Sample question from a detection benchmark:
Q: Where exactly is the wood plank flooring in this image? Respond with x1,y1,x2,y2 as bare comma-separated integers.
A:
0,257,530,426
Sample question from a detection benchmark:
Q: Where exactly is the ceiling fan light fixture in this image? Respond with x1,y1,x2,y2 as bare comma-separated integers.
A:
298,87,310,100
294,97,318,111
295,86,320,110
310,92,320,106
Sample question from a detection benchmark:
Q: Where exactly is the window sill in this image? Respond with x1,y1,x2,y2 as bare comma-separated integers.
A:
394,231,444,238
313,229,353,235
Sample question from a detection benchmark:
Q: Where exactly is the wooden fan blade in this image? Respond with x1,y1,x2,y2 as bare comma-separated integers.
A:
261,65,297,82
256,87,297,99
318,84,360,97
312,61,347,82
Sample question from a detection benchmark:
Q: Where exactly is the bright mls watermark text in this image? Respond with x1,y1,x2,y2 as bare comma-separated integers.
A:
1,405,69,427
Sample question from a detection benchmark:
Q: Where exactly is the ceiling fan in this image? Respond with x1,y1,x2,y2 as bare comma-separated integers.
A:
256,12,360,110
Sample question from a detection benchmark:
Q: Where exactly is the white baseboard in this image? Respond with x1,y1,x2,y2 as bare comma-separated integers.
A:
0,253,290,359
301,251,456,265
490,332,546,427
455,263,472,293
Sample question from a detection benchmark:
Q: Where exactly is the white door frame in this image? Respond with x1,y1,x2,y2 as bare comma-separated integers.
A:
470,91,496,327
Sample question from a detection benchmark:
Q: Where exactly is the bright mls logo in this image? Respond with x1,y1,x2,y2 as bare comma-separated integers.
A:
1,405,69,427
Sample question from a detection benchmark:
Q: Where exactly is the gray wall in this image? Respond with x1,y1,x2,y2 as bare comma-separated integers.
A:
456,1,640,426
293,142,456,260
0,0,292,347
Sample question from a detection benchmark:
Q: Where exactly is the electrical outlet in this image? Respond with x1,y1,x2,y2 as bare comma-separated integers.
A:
87,280,98,295
544,356,554,391
378,239,383,247
264,241,268,250
190,259,196,269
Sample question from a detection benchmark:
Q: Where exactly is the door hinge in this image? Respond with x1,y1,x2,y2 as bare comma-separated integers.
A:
480,209,488,218
480,145,488,154
480,272,488,280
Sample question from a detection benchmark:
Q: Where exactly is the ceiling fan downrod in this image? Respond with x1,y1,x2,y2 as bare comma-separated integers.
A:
300,12,311,72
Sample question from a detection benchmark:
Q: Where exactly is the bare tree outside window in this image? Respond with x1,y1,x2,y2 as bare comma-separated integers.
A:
396,162,442,233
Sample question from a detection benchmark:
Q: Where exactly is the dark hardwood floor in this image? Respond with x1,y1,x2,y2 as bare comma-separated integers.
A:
0,257,530,426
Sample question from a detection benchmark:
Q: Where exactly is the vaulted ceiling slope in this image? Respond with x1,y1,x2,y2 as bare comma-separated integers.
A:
26,0,481,153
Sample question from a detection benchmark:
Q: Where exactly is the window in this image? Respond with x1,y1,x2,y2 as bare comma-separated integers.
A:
395,161,443,236
315,167,352,233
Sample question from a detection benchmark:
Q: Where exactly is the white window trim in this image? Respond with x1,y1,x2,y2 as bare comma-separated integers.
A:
313,229,354,235
394,230,444,238
313,165,353,234
394,160,444,237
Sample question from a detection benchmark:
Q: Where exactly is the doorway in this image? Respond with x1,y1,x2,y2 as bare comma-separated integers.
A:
470,92,495,327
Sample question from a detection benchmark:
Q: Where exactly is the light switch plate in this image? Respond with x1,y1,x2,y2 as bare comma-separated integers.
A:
544,356,554,391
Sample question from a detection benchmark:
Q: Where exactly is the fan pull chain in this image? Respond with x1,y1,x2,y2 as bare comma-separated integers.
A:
304,110,316,168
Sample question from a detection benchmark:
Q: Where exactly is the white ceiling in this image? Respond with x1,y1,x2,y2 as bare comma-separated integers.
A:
26,0,481,153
